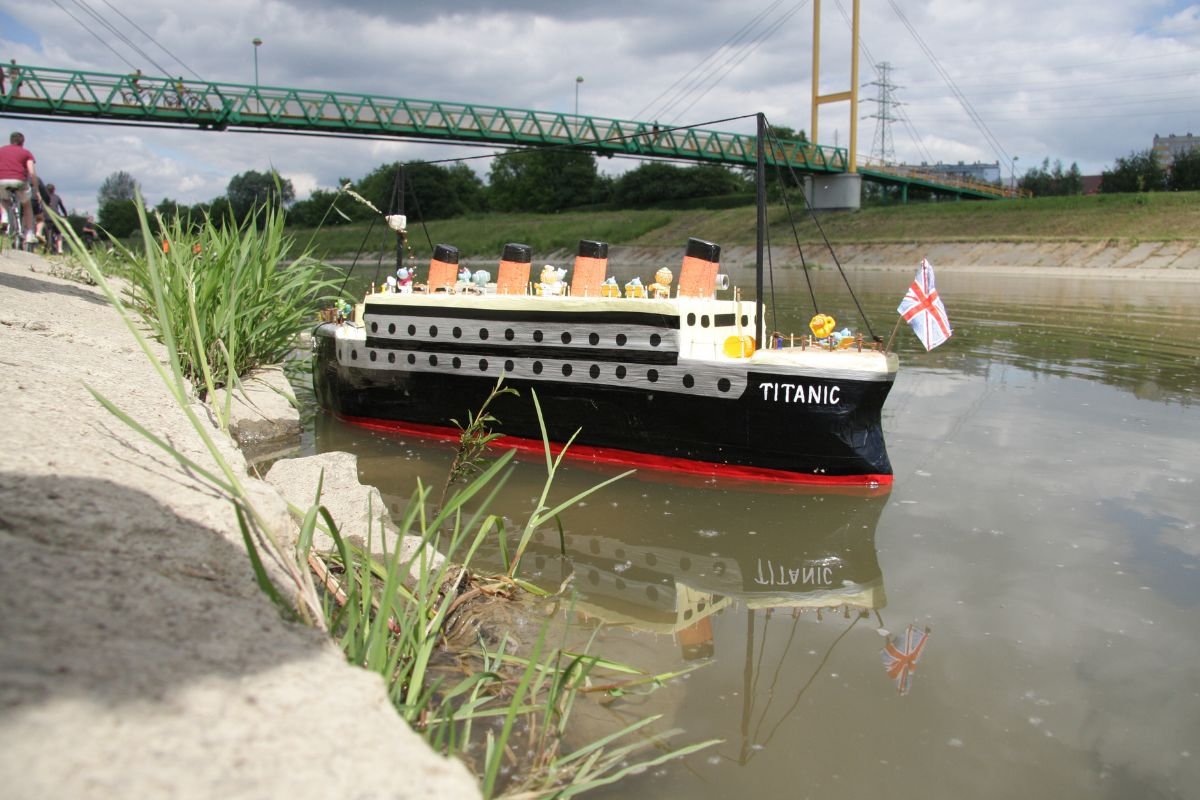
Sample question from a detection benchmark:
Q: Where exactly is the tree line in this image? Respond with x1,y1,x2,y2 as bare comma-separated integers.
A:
93,149,756,237
90,135,1200,237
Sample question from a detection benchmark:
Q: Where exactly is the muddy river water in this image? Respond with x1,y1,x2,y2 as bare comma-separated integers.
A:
303,264,1200,799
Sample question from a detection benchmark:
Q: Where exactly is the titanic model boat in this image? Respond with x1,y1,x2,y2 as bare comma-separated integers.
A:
312,115,898,487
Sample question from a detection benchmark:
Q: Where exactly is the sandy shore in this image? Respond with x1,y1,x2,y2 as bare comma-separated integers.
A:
0,249,479,799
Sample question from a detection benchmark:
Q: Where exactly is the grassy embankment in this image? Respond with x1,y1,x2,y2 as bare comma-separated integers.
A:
293,191,1200,261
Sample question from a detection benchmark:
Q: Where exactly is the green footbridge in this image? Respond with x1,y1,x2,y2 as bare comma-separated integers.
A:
0,63,1012,200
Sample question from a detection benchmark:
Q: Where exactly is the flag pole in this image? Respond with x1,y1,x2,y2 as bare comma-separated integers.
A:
885,313,903,353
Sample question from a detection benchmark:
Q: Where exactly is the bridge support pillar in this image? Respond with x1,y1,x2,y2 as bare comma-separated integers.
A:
804,173,861,211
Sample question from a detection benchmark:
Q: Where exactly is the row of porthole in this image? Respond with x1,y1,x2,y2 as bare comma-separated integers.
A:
686,312,750,329
369,320,665,348
350,347,732,392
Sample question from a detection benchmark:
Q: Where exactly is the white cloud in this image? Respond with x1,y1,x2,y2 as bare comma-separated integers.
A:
3,1,1198,213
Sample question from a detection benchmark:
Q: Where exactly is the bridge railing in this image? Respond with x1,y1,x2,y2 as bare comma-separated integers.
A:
858,157,1031,199
1,63,851,173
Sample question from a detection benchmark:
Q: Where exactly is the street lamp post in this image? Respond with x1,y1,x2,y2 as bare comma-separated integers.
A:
574,75,583,116
1012,155,1019,195
252,37,263,113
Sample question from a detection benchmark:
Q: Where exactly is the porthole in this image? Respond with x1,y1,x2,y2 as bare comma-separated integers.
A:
687,313,696,326
616,333,627,346
452,357,461,369
650,333,661,347
561,332,572,344
561,364,572,376
407,353,416,364
505,359,515,372
407,324,416,335
589,365,600,379
370,322,378,333
741,315,749,327
479,359,488,371
388,323,396,334
589,332,599,345
429,325,438,337
453,327,462,339
428,354,438,366
718,378,731,392
533,330,544,342
683,374,695,388
479,328,489,340
616,365,627,379
388,352,395,363
645,586,659,602
533,361,543,374
505,328,515,341
350,349,358,361
369,351,377,362
647,369,658,383
701,316,710,328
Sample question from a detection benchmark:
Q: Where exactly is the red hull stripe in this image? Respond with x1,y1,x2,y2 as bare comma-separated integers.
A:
336,413,894,490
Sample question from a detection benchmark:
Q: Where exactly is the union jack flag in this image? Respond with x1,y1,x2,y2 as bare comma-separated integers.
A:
881,624,931,695
897,258,952,351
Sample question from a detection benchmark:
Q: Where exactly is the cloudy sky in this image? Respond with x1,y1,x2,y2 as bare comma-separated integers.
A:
1,0,1198,214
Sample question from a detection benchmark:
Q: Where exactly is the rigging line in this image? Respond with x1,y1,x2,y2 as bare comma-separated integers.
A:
767,151,817,316
69,0,174,78
100,0,203,80
632,0,787,121
48,0,140,73
664,2,809,125
765,121,876,338
886,0,1012,169
760,613,863,748
748,611,806,751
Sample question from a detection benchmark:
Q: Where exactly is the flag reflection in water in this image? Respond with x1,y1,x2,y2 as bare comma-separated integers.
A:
881,623,932,695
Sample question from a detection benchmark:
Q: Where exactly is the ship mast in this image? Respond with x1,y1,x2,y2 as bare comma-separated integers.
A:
755,112,766,350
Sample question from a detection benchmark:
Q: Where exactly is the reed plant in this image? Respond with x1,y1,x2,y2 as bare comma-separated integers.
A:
116,198,340,398
58,201,718,797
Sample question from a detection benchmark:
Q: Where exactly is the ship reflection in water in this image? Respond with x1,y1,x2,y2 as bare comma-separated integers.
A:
315,412,930,772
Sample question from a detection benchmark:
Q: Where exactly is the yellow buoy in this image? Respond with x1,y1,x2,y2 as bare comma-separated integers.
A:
809,313,836,339
723,335,756,358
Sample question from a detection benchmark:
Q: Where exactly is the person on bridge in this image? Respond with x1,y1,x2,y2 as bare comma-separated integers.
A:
0,131,39,245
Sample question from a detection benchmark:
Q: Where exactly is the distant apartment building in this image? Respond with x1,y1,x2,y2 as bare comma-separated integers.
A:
899,161,1002,184
1153,133,1199,166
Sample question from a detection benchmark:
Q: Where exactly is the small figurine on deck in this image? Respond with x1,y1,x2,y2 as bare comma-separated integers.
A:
537,264,567,296
395,266,413,293
648,266,673,299
600,275,621,297
624,276,646,298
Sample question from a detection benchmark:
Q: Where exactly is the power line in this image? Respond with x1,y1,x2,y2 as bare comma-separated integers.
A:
633,0,786,120
68,0,174,77
665,2,809,124
48,0,139,73
886,0,1014,174
100,0,203,80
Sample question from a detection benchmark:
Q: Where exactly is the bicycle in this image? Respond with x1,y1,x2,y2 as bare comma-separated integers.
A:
3,186,31,251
